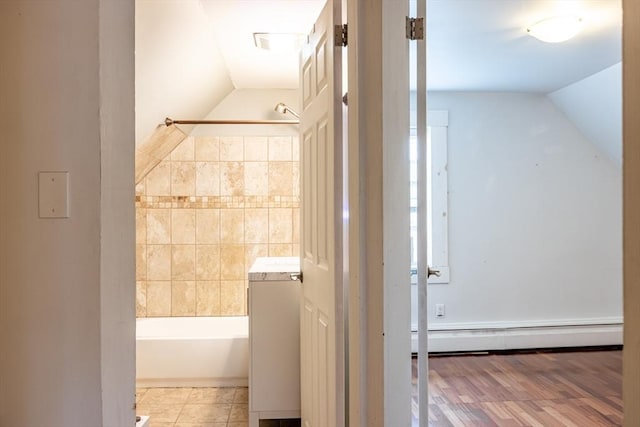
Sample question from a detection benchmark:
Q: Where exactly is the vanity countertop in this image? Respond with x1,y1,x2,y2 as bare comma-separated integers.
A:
248,257,300,281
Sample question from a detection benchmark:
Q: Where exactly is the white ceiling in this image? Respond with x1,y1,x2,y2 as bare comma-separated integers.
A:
135,0,622,143
199,0,325,89
423,0,622,92
195,0,622,92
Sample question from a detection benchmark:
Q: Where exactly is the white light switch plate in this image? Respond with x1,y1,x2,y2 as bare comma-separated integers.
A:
39,171,69,218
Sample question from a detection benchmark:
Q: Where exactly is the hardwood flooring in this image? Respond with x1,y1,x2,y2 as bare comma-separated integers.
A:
412,349,623,426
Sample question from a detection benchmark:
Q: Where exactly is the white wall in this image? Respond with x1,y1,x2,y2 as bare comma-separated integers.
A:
136,0,235,145
418,92,622,331
190,88,299,137
0,1,135,426
548,63,622,167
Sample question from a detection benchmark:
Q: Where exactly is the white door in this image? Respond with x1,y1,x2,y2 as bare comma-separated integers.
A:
299,1,344,427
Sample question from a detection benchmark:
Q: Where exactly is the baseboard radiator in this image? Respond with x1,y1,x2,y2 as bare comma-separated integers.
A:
411,318,623,353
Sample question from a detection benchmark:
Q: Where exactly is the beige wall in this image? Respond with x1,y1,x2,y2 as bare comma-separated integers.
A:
0,0,135,426
136,134,300,317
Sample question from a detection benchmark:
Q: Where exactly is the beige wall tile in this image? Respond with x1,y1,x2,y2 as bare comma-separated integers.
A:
244,209,269,244
220,245,245,280
136,208,147,243
195,136,219,161
136,281,147,317
292,162,300,198
172,209,196,244
268,136,292,161
220,209,244,243
147,209,171,244
220,162,244,196
292,136,300,161
292,244,300,257
269,244,293,257
146,160,171,196
244,244,268,276
147,244,171,280
147,281,172,317
269,208,293,243
196,161,220,196
244,136,268,161
135,180,146,196
171,162,196,196
196,281,221,316
220,281,245,316
172,245,196,280
268,162,293,196
244,162,268,196
136,244,147,280
196,245,220,280
171,281,196,316
196,210,220,244
139,133,304,319
171,136,195,161
220,136,244,161
292,208,300,244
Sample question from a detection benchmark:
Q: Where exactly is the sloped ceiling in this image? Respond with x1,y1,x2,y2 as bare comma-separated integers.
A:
135,0,234,145
548,63,622,167
199,0,325,89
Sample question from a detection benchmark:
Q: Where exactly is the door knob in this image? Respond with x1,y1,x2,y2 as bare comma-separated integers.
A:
427,266,441,278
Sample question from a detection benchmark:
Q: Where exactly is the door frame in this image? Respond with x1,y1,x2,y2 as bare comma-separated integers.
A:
346,0,412,426
623,1,640,425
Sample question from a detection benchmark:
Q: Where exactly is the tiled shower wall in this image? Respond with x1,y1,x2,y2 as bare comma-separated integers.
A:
135,135,299,317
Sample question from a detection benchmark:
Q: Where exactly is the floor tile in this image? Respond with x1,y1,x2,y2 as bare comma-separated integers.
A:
176,403,232,423
136,404,184,423
141,387,193,405
188,387,236,404
136,388,149,404
174,423,227,427
229,404,248,422
147,422,174,427
234,387,249,403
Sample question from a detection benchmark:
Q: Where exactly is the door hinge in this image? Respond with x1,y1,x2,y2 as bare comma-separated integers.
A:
335,23,348,47
406,17,424,40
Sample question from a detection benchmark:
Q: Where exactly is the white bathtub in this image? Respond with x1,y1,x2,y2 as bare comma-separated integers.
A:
136,316,248,388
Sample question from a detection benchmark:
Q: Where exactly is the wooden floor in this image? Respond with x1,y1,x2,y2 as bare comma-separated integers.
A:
412,349,622,426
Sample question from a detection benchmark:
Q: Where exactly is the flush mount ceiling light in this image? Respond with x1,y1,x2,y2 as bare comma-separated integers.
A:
527,16,583,43
253,33,306,53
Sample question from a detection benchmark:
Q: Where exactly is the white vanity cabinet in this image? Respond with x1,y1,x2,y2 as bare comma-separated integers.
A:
248,257,301,427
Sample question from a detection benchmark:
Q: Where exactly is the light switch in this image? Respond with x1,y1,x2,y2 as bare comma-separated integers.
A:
39,172,69,218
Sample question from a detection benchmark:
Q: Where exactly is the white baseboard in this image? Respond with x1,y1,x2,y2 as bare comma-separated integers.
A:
411,318,623,353
136,377,248,388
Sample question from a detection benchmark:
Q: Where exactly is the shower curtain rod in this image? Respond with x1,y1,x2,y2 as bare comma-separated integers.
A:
165,117,299,126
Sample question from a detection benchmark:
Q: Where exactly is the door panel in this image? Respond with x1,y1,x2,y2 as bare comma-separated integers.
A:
299,1,343,427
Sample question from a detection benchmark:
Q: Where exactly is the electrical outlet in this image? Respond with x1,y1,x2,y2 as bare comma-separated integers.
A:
435,304,445,318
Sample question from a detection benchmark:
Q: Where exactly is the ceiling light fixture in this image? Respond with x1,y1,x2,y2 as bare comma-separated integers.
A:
253,33,306,53
527,16,583,43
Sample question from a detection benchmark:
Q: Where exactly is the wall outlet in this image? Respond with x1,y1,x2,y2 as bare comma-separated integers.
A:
435,304,445,318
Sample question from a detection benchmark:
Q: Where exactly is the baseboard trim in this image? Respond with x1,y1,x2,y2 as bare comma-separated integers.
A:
411,321,623,353
136,377,248,388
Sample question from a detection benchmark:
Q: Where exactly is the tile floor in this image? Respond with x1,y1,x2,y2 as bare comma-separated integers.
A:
136,387,248,427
